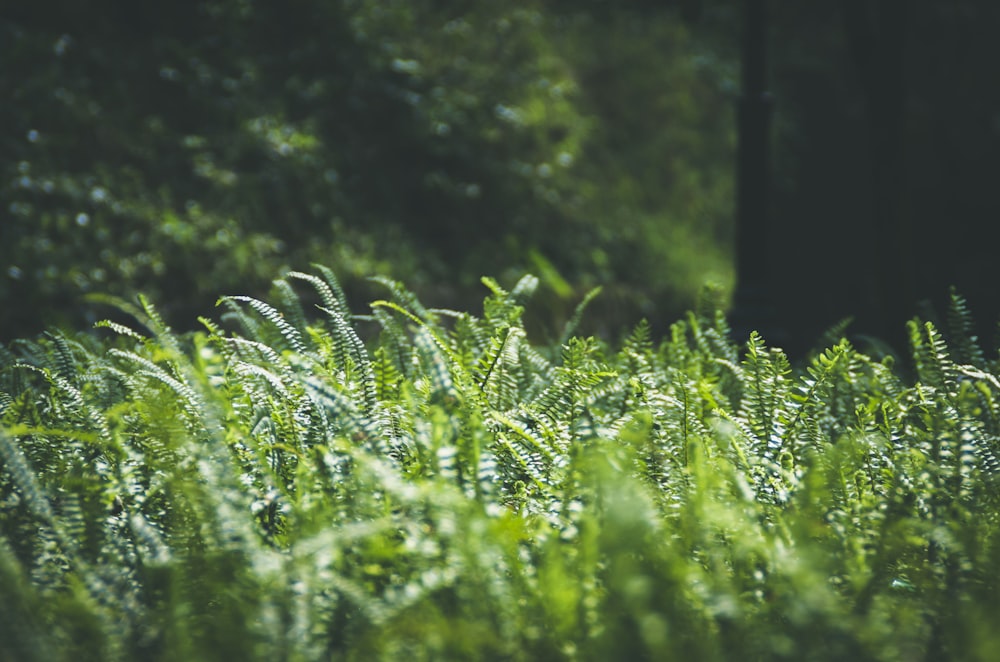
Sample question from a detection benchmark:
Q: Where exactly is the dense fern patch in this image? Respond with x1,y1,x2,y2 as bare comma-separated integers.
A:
2,270,999,661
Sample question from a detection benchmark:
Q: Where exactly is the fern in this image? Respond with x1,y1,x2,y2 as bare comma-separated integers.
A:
6,267,1000,660
908,319,955,391
946,287,985,367
558,285,603,348
287,268,347,318
475,327,523,411
219,295,308,354
369,275,435,324
272,276,310,338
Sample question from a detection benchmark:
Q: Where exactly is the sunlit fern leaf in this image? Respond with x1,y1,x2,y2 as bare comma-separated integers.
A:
946,287,985,367
813,317,855,356
481,277,527,333
13,365,115,451
785,340,856,447
972,434,1000,483
475,327,523,411
311,263,351,316
317,305,377,411
369,275,435,323
43,332,79,386
509,273,539,304
738,331,791,463
908,320,954,391
136,294,183,358
301,374,385,452
218,295,264,341
450,312,490,374
0,428,57,533
220,296,307,355
492,411,557,466
287,269,348,320
197,315,240,369
517,343,556,400
479,276,508,300
93,319,148,343
232,362,294,402
371,306,416,379
532,364,616,430
272,277,310,338
372,346,403,403
558,285,603,349
225,337,296,385
414,326,457,403
493,430,551,500
623,318,654,359
689,310,740,368
107,349,204,425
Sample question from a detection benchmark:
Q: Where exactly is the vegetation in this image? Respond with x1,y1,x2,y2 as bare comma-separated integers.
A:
2,1,736,341
2,269,1000,660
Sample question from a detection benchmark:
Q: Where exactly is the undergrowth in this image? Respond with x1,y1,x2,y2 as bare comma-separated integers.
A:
2,269,1000,661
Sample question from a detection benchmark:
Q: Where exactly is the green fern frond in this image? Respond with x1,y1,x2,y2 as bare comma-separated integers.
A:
509,273,540,304
414,326,458,404
301,374,385,450
43,332,80,385
107,349,198,407
232,361,294,402
492,424,555,502
287,269,349,319
218,296,265,340
946,287,985,367
558,285,603,348
813,317,855,355
481,276,528,333
450,312,491,374
475,327,523,411
738,331,792,465
93,319,148,343
311,263,351,316
317,305,377,411
371,346,403,403
225,337,296,383
908,319,955,390
370,276,435,324
136,294,183,358
220,295,308,354
0,429,57,530
272,277,310,337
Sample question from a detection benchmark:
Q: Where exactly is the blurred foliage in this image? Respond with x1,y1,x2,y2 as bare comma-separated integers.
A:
1,0,737,341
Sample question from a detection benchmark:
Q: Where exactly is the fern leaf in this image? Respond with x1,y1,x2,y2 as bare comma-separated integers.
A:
908,320,954,390
946,287,985,367
311,263,351,316
369,276,435,323
372,346,403,403
288,269,349,319
220,296,307,354
414,326,458,403
558,286,603,348
476,327,523,411
272,277,310,338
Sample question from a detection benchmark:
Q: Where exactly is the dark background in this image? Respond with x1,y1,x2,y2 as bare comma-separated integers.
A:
2,0,999,356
